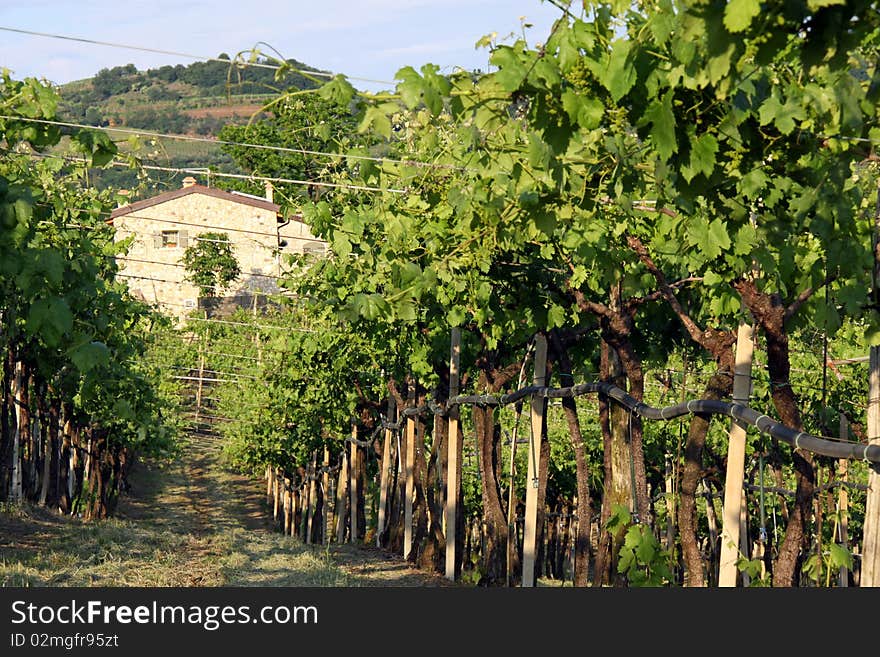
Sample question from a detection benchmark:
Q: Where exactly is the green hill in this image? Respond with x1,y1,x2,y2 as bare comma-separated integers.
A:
56,55,327,198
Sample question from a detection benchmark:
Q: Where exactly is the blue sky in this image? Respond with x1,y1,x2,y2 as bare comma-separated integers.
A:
0,1,567,92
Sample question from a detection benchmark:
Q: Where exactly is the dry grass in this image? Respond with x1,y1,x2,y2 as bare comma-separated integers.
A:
0,434,456,588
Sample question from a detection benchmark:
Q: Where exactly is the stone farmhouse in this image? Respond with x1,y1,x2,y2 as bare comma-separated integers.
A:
109,176,325,319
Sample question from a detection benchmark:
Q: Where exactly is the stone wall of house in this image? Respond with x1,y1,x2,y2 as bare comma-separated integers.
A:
113,190,324,320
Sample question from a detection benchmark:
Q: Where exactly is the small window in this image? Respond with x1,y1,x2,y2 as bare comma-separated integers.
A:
161,230,179,248
184,299,196,308
154,230,188,249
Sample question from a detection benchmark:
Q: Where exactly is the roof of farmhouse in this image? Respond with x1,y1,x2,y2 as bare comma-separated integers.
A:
108,177,282,220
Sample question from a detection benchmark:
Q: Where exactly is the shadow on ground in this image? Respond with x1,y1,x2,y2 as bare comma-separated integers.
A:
0,433,461,588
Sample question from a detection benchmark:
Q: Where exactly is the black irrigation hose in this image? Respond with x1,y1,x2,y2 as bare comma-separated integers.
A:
394,380,880,466
344,422,384,448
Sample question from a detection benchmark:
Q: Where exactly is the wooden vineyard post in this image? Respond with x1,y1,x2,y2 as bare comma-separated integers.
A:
273,467,281,526
838,413,850,587
719,321,755,587
738,488,750,588
296,481,303,537
266,465,273,506
350,422,359,544
335,451,348,544
521,334,548,587
506,424,519,587
445,328,461,580
194,334,206,427
377,397,395,547
294,484,302,537
294,478,302,537
404,409,416,560
323,446,330,545
283,477,291,535
664,454,675,554
862,346,880,586
11,360,23,501
299,475,309,538
307,452,318,543
862,181,880,587
37,407,49,505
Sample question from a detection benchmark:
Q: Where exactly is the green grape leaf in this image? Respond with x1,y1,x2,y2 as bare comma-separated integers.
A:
395,66,424,110
739,168,768,199
72,129,117,167
491,46,527,91
758,93,805,135
682,132,718,182
70,340,110,373
724,0,760,33
26,297,73,347
448,305,467,327
641,92,677,160
547,304,567,328
604,40,636,102
828,543,854,570
706,218,731,256
317,74,356,107
395,299,418,322
359,106,392,140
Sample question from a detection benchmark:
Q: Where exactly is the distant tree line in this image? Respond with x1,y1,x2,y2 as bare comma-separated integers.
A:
145,54,323,94
59,55,324,132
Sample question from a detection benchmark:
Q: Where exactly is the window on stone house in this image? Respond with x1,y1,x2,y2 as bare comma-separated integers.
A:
162,230,179,247
153,230,188,248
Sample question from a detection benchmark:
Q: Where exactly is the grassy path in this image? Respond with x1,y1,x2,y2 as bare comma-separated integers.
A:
0,433,454,587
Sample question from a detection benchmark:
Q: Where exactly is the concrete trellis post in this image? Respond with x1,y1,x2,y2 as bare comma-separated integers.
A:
322,447,330,545
861,347,880,586
335,452,348,544
861,182,880,586
350,422,359,544
521,334,548,587
445,328,461,580
404,410,416,560
719,321,755,587
838,413,850,588
307,451,318,543
377,398,395,547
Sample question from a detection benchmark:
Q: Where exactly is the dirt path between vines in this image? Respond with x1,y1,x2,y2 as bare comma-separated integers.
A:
0,432,456,588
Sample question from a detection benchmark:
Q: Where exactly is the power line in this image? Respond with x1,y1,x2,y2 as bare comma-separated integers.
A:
51,204,328,243
111,262,332,313
16,148,407,194
185,315,315,333
180,412,235,423
111,212,320,241
0,26,395,87
115,272,276,295
137,360,264,377
172,375,238,383
165,364,262,380
203,350,261,361
114,255,288,282
69,223,324,256
134,161,407,194
0,115,462,171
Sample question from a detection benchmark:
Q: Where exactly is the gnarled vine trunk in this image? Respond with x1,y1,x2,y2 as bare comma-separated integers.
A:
548,329,594,587
473,357,522,586
735,279,815,588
